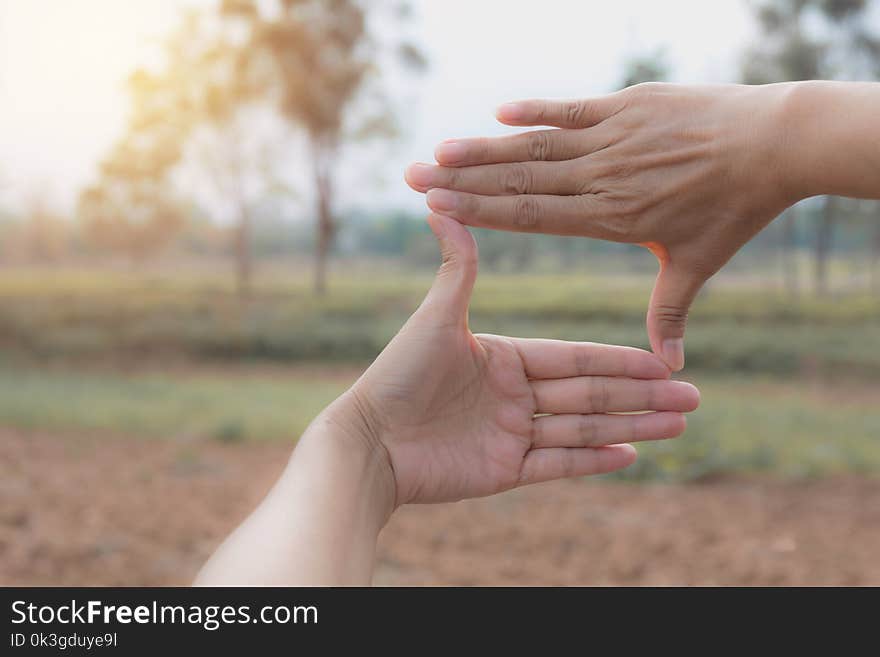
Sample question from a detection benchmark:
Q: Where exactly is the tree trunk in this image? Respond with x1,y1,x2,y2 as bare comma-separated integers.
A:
312,142,335,297
814,196,837,297
781,207,799,298
234,203,252,301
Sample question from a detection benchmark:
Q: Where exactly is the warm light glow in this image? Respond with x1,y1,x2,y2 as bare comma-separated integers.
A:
0,0,210,210
0,0,755,214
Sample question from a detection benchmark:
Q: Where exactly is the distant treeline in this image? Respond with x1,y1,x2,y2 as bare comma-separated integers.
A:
2,197,878,270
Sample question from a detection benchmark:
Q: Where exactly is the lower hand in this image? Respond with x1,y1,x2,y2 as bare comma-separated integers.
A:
330,214,700,511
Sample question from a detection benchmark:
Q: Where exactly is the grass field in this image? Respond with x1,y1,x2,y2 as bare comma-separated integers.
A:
2,263,879,376
1,262,879,482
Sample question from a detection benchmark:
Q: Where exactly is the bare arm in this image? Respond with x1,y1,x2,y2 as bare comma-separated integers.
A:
782,81,880,201
194,403,394,585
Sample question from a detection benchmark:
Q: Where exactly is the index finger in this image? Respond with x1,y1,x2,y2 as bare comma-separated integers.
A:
496,95,625,129
434,128,605,167
504,338,671,380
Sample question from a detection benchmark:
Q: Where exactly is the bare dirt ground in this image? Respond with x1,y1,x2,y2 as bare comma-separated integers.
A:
2,429,879,586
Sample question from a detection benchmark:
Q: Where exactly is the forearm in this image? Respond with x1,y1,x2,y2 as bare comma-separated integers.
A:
194,397,395,586
783,80,880,202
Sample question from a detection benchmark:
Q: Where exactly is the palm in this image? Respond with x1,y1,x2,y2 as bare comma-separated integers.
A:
360,323,536,504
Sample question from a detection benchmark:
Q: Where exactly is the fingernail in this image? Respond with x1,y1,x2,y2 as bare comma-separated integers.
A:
497,102,525,121
435,140,466,164
406,162,435,188
426,188,458,213
661,338,685,372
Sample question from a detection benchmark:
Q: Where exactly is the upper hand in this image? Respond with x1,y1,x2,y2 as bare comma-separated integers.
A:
405,82,800,370
335,214,700,507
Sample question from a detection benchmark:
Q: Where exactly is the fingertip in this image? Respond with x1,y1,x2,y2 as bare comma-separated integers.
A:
676,381,701,412
425,212,447,240
405,162,432,192
689,384,701,411
666,412,688,437
661,338,685,372
495,101,527,124
434,139,467,166
615,443,638,467
426,188,459,215
427,213,478,263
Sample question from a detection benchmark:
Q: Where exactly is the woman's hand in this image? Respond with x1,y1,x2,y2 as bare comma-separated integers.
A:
404,81,854,370
338,214,700,509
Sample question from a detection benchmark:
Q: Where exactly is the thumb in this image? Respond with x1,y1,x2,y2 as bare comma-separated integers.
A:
645,247,704,372
420,213,478,322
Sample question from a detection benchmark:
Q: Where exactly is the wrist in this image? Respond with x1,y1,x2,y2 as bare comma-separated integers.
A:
745,81,813,206
293,391,397,530
773,80,859,201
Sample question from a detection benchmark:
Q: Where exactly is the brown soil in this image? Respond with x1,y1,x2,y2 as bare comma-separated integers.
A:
2,429,879,586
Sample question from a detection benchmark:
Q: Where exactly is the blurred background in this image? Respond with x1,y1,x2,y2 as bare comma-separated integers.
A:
2,0,880,586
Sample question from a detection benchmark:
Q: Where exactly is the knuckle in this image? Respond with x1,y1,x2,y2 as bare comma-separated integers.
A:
652,304,689,328
525,130,553,161
600,158,633,182
532,418,544,446
578,415,600,447
532,102,547,123
561,449,575,478
501,164,533,195
629,414,640,442
459,191,480,217
574,346,595,375
565,100,588,125
644,383,656,410
513,196,541,230
472,138,491,162
573,159,599,195
588,378,610,413
444,166,462,188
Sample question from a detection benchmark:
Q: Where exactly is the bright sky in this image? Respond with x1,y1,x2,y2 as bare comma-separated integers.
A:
0,0,755,216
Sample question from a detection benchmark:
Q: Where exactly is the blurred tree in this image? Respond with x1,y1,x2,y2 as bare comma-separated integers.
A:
77,61,191,265
0,191,70,264
20,195,69,263
222,0,426,294
166,9,296,299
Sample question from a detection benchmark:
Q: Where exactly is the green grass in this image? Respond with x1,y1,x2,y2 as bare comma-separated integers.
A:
0,366,346,442
622,377,880,481
1,265,879,376
1,264,878,480
1,364,878,481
